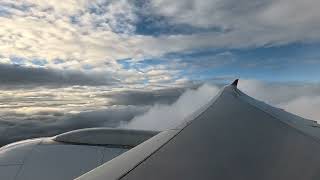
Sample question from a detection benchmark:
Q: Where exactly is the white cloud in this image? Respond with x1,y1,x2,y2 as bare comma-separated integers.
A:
0,0,184,86
279,96,320,121
146,0,320,47
2,0,320,65
238,79,320,121
238,79,320,105
123,84,220,130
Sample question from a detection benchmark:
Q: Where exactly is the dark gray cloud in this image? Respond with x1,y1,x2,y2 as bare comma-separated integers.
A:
0,106,148,146
106,88,186,106
0,63,117,87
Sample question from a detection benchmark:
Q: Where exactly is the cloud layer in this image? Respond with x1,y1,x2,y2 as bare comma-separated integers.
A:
1,0,320,87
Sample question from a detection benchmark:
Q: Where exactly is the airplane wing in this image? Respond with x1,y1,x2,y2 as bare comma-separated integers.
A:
76,79,320,180
1,79,320,180
0,128,158,180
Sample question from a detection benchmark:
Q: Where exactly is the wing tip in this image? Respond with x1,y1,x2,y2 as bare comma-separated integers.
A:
231,79,239,87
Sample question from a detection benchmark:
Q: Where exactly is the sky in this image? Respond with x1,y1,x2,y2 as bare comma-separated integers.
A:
0,0,320,146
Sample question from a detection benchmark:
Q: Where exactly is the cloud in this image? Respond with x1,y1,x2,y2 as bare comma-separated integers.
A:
142,0,320,48
0,63,117,87
107,88,184,106
0,0,148,71
123,84,220,130
279,97,320,121
1,0,320,88
1,0,320,73
87,0,138,34
238,79,320,121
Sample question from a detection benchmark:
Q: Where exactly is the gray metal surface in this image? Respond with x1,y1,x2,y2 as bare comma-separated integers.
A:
0,127,161,179
0,137,129,180
78,82,320,180
75,130,178,180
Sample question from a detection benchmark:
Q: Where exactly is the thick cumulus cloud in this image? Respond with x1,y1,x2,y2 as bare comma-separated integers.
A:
123,84,220,130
